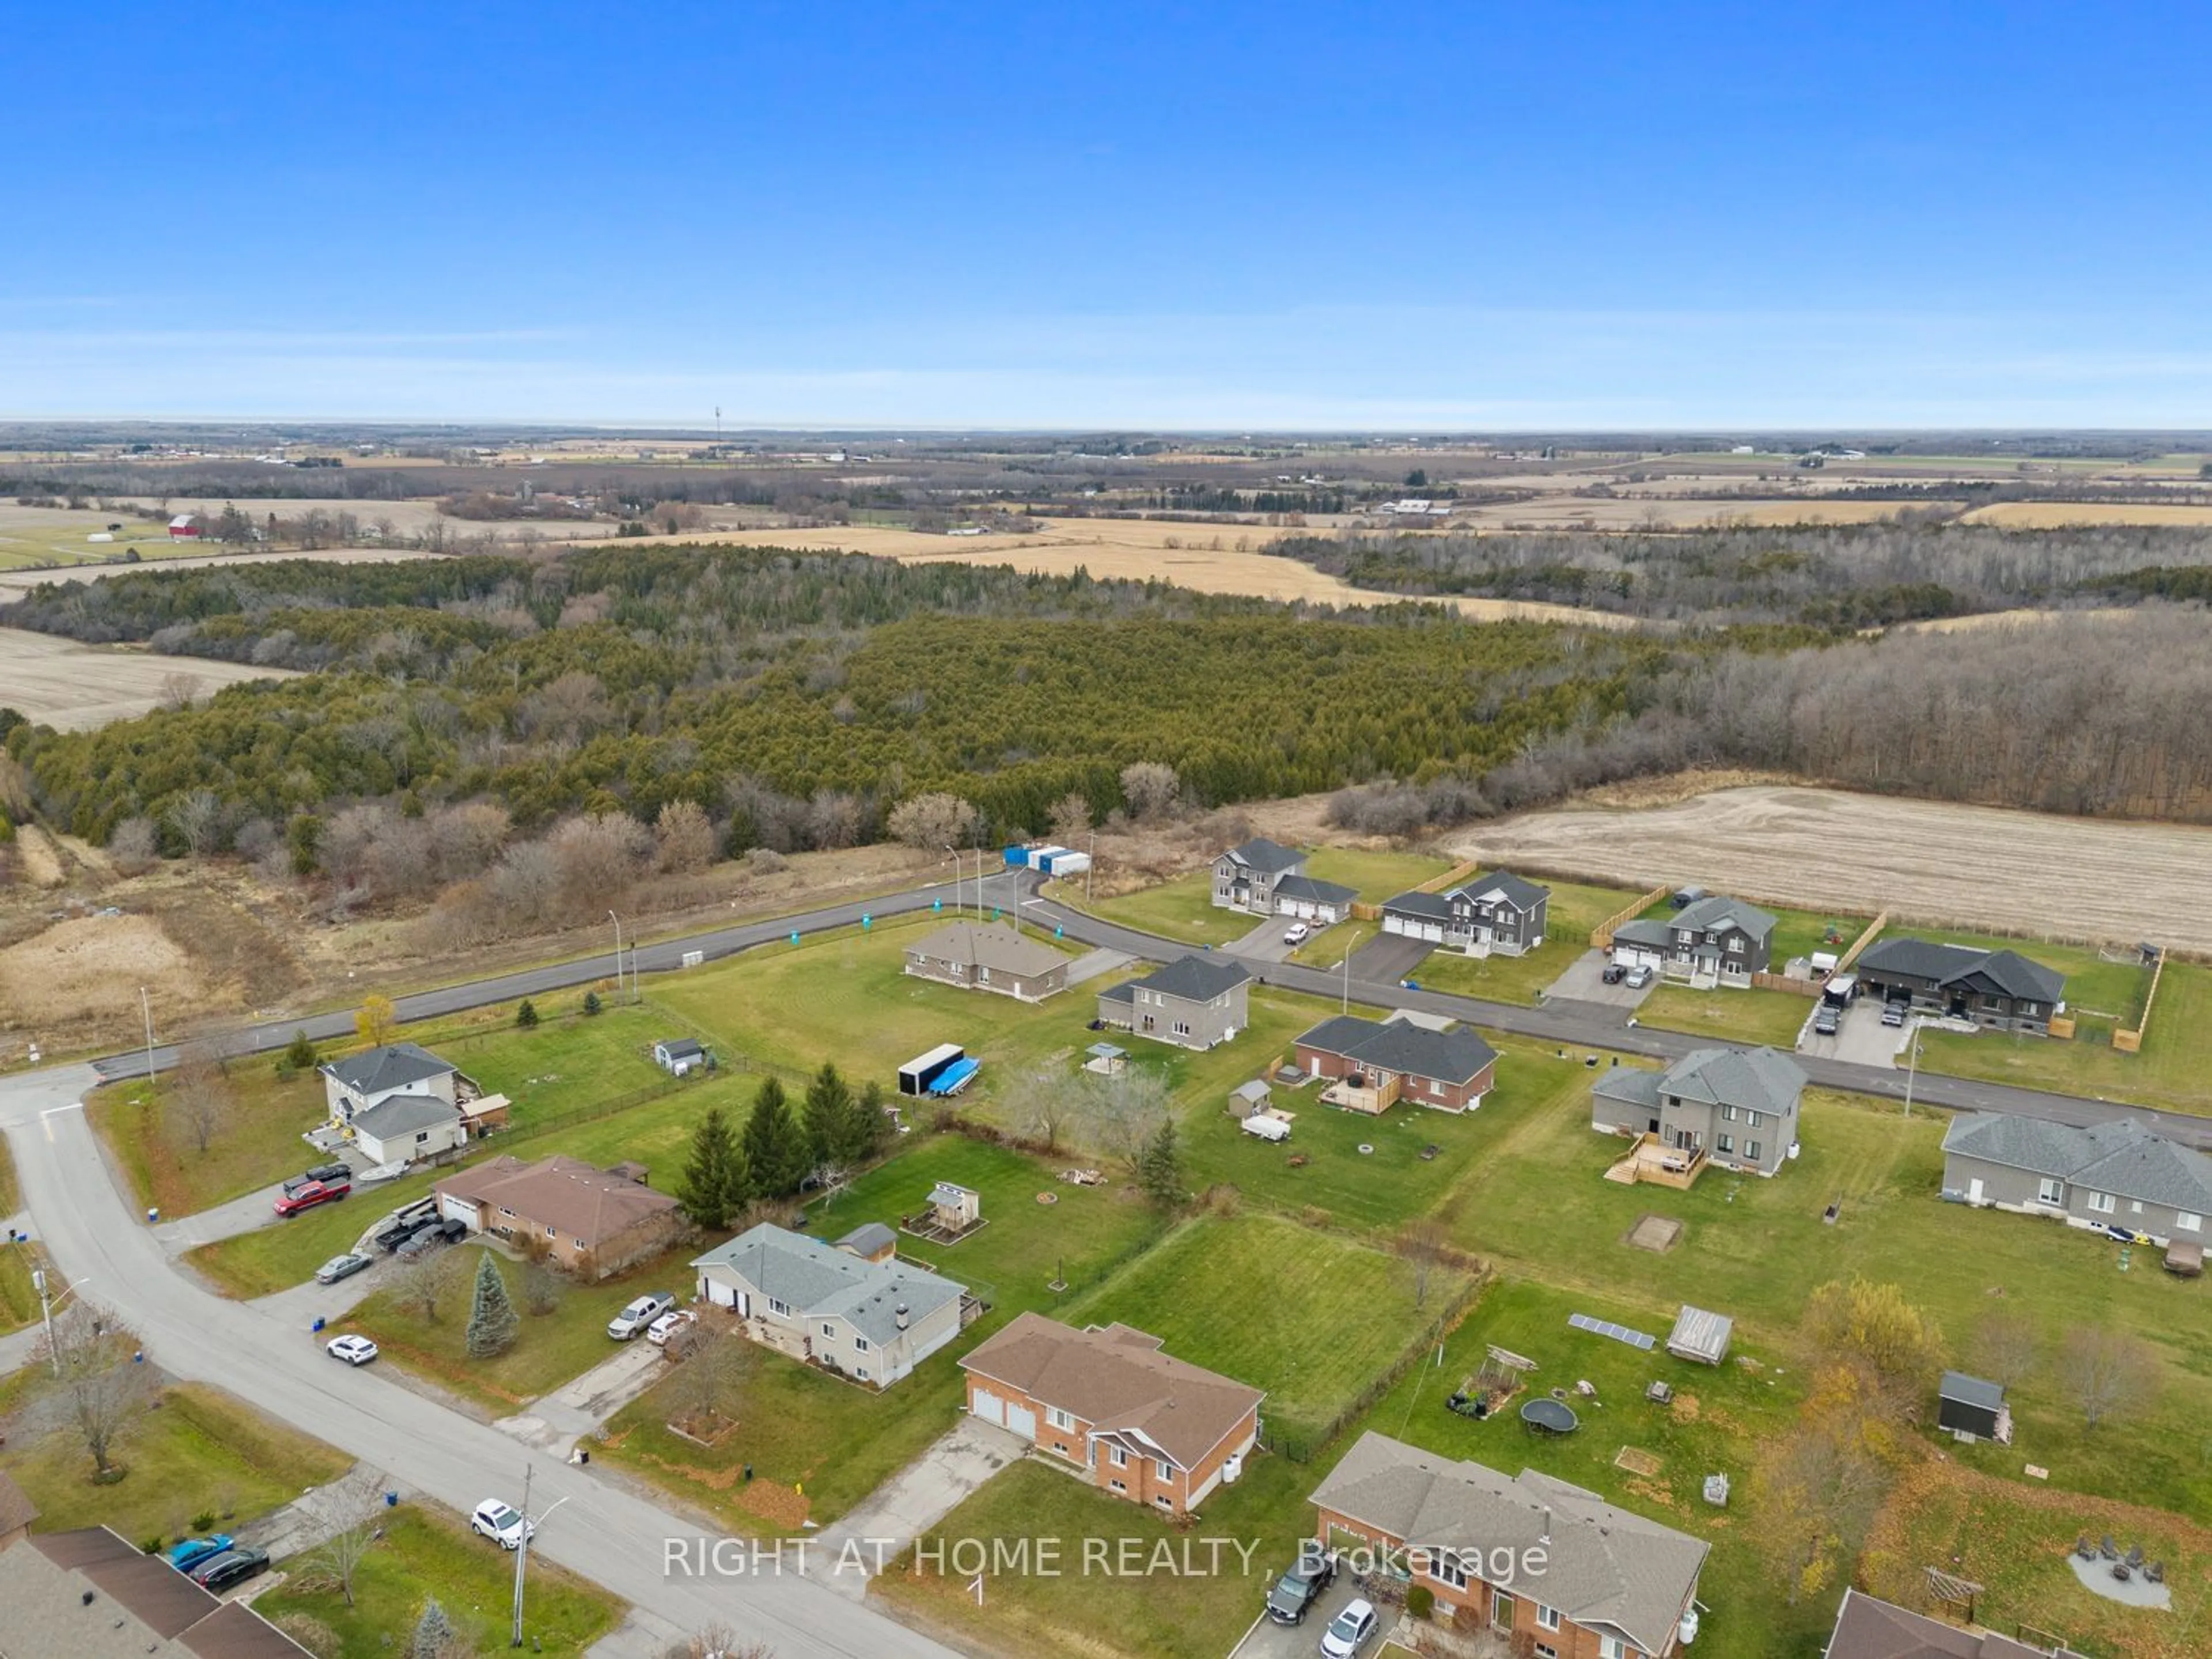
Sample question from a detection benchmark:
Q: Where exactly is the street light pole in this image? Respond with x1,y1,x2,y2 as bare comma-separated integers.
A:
138,986,157,1092
510,1468,571,1647
607,911,625,1003
1903,1023,1922,1119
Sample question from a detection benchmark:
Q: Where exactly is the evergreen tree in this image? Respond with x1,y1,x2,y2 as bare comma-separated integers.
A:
850,1078,893,1162
465,1252,520,1358
410,1597,456,1659
1137,1120,1182,1207
741,1076,810,1199
284,1028,317,1071
515,999,539,1029
677,1105,748,1229
802,1063,853,1168
581,990,602,1016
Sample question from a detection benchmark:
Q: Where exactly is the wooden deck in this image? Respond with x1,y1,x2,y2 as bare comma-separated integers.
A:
1604,1132,1709,1190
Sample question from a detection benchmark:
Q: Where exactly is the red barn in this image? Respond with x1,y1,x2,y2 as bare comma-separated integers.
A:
167,513,201,541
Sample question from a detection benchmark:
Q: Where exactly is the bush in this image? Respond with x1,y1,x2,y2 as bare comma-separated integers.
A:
1407,1584,1435,1620
191,1509,215,1533
139,1535,164,1555
582,990,602,1016
516,999,539,1029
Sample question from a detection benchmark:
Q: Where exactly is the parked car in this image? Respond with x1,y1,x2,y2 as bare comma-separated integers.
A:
374,1211,439,1253
315,1252,372,1285
608,1293,677,1340
1282,922,1310,945
301,1161,352,1186
1881,1001,1908,1027
1600,963,1627,986
1624,965,1654,990
471,1499,536,1549
167,1535,233,1571
1264,1546,1336,1624
326,1334,379,1366
185,1545,270,1589
394,1226,448,1260
1318,1597,1378,1658
646,1308,698,1347
273,1176,350,1218
1813,1006,1840,1036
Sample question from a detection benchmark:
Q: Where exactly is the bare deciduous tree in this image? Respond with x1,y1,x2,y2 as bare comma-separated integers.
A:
300,1469,389,1608
664,1623,774,1659
999,1067,1071,1152
108,815,159,874
1047,791,1093,846
1972,1306,2043,1390
1395,1217,1451,1310
805,789,868,850
169,1035,232,1155
885,791,979,851
33,1302,156,1479
1076,1067,1171,1172
2062,1325,2157,1429
664,1327,748,1430
159,670,203,713
550,811,653,914
655,800,718,873
1118,761,1181,821
392,1249,465,1325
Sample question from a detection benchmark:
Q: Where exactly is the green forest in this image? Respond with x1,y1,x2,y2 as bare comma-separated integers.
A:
1,545,1676,854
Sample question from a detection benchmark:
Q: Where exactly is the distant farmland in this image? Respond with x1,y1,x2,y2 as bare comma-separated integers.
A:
0,627,295,729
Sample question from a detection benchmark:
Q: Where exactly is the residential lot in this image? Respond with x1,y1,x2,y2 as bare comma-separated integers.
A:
1357,877,1649,1008
1637,983,1814,1049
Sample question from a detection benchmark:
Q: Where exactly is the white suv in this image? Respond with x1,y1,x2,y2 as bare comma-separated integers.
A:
608,1292,677,1340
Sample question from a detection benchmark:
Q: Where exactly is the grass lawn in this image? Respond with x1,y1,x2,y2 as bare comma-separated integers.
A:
1434,1076,2212,1520
88,1064,328,1222
338,1242,702,1414
1343,1277,1816,1659
880,1452,1311,1659
0,1381,351,1548
598,1134,1168,1532
1408,877,1649,1006
0,1236,47,1334
0,1134,17,1213
1638,984,1812,1050
1916,960,2212,1116
1065,1213,1474,1448
256,1505,622,1657
185,1168,445,1298
1075,870,1252,947
1286,917,1374,971
1298,847,1455,899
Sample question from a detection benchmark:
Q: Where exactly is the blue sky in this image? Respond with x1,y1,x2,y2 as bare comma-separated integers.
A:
8,2,2210,427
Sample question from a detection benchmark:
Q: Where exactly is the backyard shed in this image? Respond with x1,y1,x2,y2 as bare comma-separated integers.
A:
929,1183,980,1232
1227,1079,1272,1118
1938,1371,2010,1444
836,1222,899,1264
1665,1305,1734,1366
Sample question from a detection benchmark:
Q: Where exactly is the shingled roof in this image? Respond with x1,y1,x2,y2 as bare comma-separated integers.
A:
907,919,1069,979
1129,953,1252,1003
961,1312,1264,1470
694,1223,966,1347
1452,870,1550,911
1272,873,1359,907
1673,894,1777,940
1310,1432,1707,1658
1821,1587,2078,1658
1596,1045,1804,1118
321,1041,454,1097
437,1154,679,1248
1293,1014,1498,1086
1943,1112,2212,1214
1220,838,1305,875
1859,938,2065,1003
0,1527,315,1659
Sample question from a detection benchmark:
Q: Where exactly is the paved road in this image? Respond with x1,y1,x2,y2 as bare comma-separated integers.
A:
0,1070,960,1658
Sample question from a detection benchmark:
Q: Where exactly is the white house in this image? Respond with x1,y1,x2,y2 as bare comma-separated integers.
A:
322,1042,468,1168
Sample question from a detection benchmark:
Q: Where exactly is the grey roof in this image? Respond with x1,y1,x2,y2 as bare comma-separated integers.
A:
1591,1066,1664,1111
1382,888,1456,922
1272,873,1359,906
1666,1305,1734,1363
1293,1014,1498,1086
1673,893,1777,941
1230,1080,1272,1104
1221,837,1305,875
1610,917,1675,950
323,1041,454,1096
1097,980,1136,1005
1859,938,2065,1003
835,1222,898,1257
1940,1370,2005,1411
348,1092,460,1142
0,1527,315,1659
657,1036,704,1057
1644,1046,1805,1116
1132,953,1252,1003
908,919,1069,979
1310,1432,1707,1657
1942,1112,2212,1214
694,1223,966,1347
1451,870,1550,912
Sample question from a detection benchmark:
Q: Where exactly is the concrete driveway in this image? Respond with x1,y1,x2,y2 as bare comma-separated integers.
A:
1347,933,1434,986
1546,948,1654,1010
1798,998,1908,1067
812,1416,1028,1594
1232,915,1310,964
1228,1567,1366,1658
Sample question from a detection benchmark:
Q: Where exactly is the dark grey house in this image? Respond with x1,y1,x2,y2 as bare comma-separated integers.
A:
1381,871,1551,957
1591,1045,1806,1176
1097,954,1252,1050
1941,1111,2212,1246
1937,1371,2010,1444
1211,839,1307,915
1856,938,2065,1033
1609,894,1776,987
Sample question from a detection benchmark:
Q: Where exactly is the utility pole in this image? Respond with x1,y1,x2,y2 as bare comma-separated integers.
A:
1342,942,1351,1014
1902,1023,1922,1120
607,911,626,1003
138,987,157,1093
509,1467,570,1646
1087,828,1096,905
35,1268,56,1376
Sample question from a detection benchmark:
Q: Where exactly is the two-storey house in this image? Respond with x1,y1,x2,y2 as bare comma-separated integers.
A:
1608,895,1775,987
1591,1045,1805,1177
1096,954,1252,1050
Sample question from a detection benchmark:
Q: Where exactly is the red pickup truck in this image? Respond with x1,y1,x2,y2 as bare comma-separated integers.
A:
273,1175,351,1217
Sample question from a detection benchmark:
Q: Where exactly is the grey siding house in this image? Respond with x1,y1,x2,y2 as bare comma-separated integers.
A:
1941,1112,2212,1246
1609,894,1776,987
1592,1045,1806,1176
1097,955,1252,1050
1857,938,2065,1033
1445,871,1550,955
692,1223,969,1387
1270,873,1359,924
1211,839,1307,914
904,920,1069,1002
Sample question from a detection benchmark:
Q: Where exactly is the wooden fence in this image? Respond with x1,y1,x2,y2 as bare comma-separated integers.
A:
1836,910,1888,971
1751,971,1822,998
2114,950,2166,1053
1591,884,1672,950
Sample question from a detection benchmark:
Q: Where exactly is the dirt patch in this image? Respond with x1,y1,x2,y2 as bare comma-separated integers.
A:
1459,783,2212,954
1614,1446,1664,1477
12,825,65,888
0,914,201,1044
1626,1215,1683,1253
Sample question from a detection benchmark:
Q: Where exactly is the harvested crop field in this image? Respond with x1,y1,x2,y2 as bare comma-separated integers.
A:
0,627,296,728
1961,501,2212,528
0,544,459,601
1456,784,2212,953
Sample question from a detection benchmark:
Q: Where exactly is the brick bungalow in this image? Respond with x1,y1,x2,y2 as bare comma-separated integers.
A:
435,1154,686,1279
1293,1013,1499,1113
960,1313,1264,1516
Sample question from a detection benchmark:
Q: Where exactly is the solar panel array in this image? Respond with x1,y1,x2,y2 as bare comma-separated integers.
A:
1569,1312,1656,1350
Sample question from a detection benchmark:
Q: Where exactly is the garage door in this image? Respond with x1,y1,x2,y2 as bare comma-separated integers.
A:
971,1389,1004,1427
1416,920,1444,942
1006,1403,1037,1441
1382,913,1410,937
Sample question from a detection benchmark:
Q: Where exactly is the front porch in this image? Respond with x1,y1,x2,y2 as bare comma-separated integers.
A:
1604,1132,1710,1189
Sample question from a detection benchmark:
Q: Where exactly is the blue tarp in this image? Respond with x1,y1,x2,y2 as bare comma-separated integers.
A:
929,1056,982,1096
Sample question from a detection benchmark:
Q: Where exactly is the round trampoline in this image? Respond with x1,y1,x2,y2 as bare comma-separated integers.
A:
1520,1397,1580,1435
